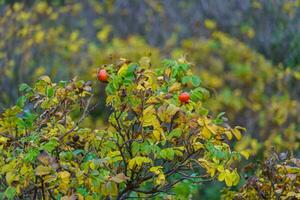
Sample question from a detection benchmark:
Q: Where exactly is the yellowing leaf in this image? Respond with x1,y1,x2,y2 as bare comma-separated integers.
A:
218,171,226,181
153,128,164,141
221,169,240,186
35,165,52,176
232,126,245,140
224,130,232,140
240,150,250,159
97,25,112,42
204,19,216,30
117,64,128,76
193,142,204,150
149,166,165,185
156,173,165,185
101,181,118,196
39,75,51,84
142,106,157,127
139,56,151,68
146,96,160,104
0,136,9,143
169,82,182,92
201,126,212,139
110,173,129,183
58,171,71,193
128,156,152,169
6,171,18,185
149,166,163,175
224,170,233,186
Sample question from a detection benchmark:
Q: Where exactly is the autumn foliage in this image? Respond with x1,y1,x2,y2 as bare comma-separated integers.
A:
0,59,246,199
0,1,299,199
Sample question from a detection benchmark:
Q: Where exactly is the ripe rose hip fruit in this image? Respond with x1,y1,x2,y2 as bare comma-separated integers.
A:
98,69,108,82
179,92,190,103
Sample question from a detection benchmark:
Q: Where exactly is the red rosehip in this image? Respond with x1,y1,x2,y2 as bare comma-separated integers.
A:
98,69,108,82
179,92,190,103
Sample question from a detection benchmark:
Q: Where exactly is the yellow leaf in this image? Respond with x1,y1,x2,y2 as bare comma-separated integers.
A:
0,136,9,143
232,169,240,185
149,166,165,185
128,156,152,169
232,128,242,140
166,104,179,118
240,150,250,159
117,64,128,76
58,171,70,179
204,19,216,30
218,171,225,181
224,130,232,140
139,56,151,68
39,75,51,84
153,128,164,141
168,82,182,92
224,170,233,186
142,106,157,127
146,96,160,104
149,166,163,175
58,171,71,193
193,142,204,150
6,171,18,185
201,126,212,139
35,165,52,176
156,173,165,185
97,25,112,42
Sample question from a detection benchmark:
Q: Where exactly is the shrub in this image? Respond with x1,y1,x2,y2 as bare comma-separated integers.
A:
172,31,300,155
0,59,245,199
222,151,300,199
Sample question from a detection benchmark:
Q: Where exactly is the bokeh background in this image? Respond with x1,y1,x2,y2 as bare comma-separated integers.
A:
0,0,299,199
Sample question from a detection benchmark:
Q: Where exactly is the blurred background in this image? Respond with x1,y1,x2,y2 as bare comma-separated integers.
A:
0,0,299,199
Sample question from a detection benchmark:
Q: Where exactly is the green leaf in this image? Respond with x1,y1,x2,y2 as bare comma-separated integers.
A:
178,63,189,71
162,59,177,67
131,141,140,155
77,187,88,197
84,153,97,162
181,76,190,84
73,149,85,156
16,96,27,107
58,80,67,87
160,148,175,160
213,112,226,125
105,83,116,95
4,187,16,199
40,139,59,153
24,148,40,163
190,90,203,102
47,87,55,98
191,87,210,101
198,107,209,116
167,128,182,139
191,75,201,87
19,83,31,92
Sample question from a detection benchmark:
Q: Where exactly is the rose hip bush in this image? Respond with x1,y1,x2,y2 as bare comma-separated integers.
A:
222,151,300,200
0,59,245,199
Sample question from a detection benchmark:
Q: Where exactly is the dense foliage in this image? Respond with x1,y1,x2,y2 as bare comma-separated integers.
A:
223,151,300,199
0,59,246,199
0,1,299,199
172,32,300,156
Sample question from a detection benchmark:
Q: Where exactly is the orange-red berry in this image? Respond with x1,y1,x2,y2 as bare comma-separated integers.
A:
179,92,190,103
98,69,108,82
